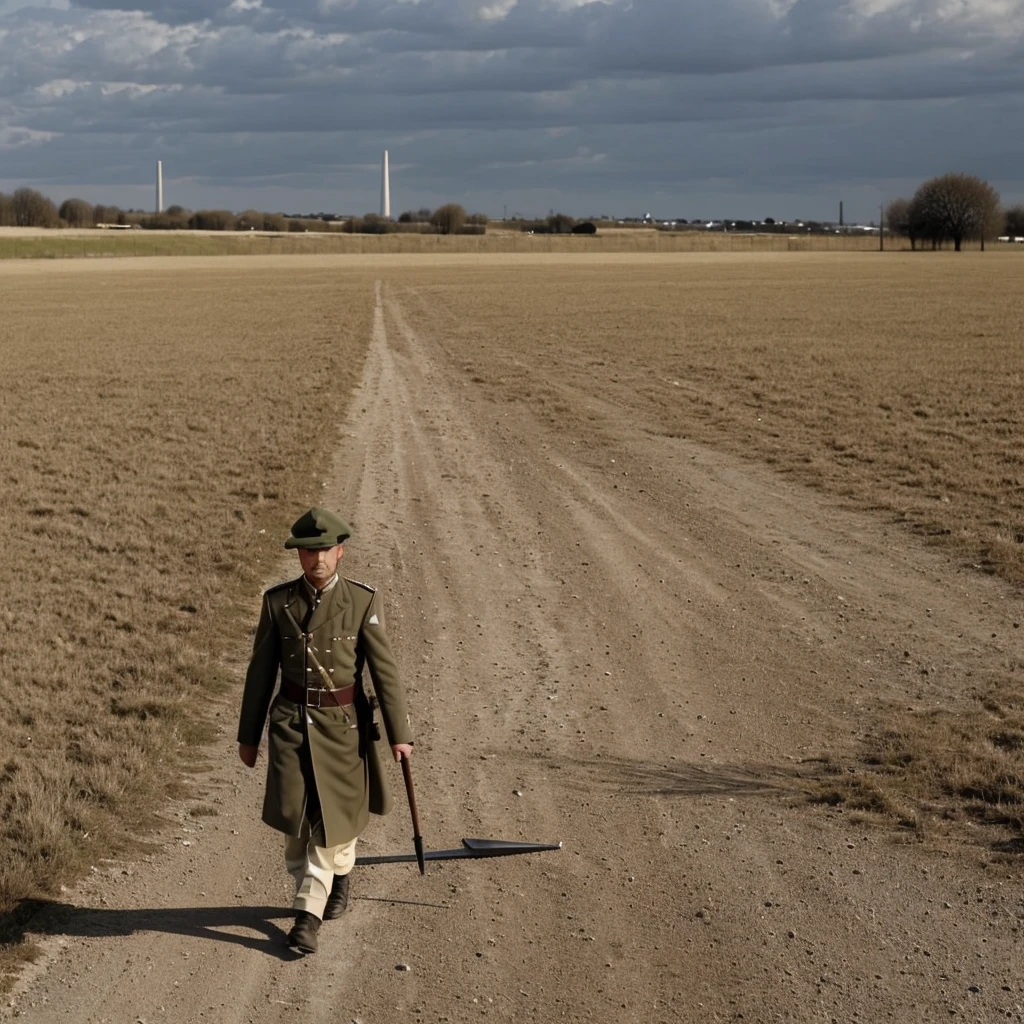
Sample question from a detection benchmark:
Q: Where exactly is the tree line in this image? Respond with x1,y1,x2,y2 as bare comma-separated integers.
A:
0,189,488,235
885,173,1023,251
515,213,597,235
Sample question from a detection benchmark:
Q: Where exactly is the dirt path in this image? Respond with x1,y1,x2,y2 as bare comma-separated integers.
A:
6,277,1024,1024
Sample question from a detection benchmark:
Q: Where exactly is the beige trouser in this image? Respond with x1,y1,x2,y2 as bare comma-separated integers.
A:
284,826,357,920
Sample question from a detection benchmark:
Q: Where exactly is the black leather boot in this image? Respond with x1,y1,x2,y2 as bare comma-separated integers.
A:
323,873,350,921
287,910,321,954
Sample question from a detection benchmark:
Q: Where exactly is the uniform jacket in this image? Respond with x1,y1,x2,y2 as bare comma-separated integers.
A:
237,574,413,847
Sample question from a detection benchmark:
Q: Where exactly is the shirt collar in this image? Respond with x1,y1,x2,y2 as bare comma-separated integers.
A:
303,573,339,600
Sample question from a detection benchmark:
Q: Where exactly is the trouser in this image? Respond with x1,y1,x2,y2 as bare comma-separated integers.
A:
285,823,357,919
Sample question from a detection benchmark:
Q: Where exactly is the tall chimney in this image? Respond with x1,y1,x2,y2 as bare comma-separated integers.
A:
839,200,844,228
156,160,164,214
380,150,390,219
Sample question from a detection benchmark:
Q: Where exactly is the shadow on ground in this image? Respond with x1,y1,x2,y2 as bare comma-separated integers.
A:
991,837,1024,854
3,902,299,960
510,752,815,798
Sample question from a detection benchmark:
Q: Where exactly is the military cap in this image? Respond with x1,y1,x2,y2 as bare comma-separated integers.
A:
284,507,352,549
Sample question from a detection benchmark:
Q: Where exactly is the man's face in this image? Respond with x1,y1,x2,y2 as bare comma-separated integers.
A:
298,543,344,589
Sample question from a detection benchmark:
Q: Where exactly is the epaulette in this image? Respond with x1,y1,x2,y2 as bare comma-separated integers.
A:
344,576,377,594
264,576,298,596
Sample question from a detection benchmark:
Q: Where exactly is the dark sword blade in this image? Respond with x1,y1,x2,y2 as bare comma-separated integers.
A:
356,838,562,866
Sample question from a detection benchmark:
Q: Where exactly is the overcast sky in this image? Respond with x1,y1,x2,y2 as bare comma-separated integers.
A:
1,0,1022,221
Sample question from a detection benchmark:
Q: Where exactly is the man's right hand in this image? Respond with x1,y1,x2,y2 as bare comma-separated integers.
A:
238,743,259,768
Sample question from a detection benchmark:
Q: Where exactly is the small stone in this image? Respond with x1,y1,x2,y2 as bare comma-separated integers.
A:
513,790,523,797
787,930,796,939
968,985,980,994
395,963,411,972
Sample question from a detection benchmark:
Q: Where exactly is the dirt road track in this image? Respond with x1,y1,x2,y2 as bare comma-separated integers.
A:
6,276,1024,1024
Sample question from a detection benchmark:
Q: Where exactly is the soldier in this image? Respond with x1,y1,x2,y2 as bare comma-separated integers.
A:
237,508,413,955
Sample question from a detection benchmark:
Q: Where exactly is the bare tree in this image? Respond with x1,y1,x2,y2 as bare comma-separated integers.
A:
93,204,131,226
162,206,191,229
13,187,59,228
188,209,237,231
398,209,431,223
236,209,265,231
909,173,1001,252
884,198,912,245
59,198,95,228
142,208,190,230
1005,205,1024,236
431,203,466,235
546,212,576,234
0,193,15,227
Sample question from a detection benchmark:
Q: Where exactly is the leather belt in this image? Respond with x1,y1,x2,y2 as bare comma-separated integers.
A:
280,680,356,708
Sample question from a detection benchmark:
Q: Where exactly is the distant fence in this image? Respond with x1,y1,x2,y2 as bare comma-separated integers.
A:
0,230,1010,261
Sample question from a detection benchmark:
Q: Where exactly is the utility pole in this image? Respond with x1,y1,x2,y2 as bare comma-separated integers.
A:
879,203,884,252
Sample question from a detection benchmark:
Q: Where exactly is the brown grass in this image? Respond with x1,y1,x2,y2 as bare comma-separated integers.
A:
389,250,1024,832
396,251,1024,586
0,261,377,984
0,228,899,261
1,251,1022,981
811,684,1024,834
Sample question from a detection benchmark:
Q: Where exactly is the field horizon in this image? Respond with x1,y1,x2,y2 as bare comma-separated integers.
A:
0,224,985,260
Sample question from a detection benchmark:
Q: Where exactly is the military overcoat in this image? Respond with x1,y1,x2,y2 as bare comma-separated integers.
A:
237,575,413,848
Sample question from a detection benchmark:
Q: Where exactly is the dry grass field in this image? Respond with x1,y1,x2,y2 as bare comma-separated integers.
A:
1,251,1023,1021
0,261,378,975
0,227,894,260
390,251,1024,829
395,252,1024,585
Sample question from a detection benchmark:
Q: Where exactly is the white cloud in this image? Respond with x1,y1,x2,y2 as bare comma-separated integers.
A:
477,0,517,21
0,124,58,145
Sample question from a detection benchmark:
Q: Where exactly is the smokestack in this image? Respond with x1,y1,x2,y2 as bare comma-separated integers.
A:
380,150,390,220
839,200,844,228
156,160,164,214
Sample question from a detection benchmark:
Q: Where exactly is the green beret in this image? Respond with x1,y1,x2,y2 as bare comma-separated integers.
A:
284,507,352,549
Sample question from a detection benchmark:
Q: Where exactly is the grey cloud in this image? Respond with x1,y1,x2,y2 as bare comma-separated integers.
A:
60,0,1024,71
6,1,1023,103
2,0,1023,216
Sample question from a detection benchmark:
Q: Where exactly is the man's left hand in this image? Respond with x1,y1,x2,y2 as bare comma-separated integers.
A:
392,743,413,762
